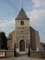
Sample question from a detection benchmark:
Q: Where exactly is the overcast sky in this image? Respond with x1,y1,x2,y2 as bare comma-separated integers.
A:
0,0,45,43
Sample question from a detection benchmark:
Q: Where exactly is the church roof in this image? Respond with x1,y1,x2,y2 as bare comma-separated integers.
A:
15,8,29,20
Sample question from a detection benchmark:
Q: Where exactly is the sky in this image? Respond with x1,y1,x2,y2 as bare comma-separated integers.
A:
0,0,45,43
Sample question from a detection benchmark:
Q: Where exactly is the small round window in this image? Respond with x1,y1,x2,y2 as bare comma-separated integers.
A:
20,21,24,25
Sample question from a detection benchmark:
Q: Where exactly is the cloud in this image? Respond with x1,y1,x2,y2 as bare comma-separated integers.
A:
0,18,15,36
30,9,45,28
0,19,15,28
32,0,45,9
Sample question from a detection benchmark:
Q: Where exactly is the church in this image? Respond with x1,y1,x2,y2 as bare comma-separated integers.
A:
7,8,41,55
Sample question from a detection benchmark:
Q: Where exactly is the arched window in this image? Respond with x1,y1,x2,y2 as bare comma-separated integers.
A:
9,34,12,40
20,21,24,25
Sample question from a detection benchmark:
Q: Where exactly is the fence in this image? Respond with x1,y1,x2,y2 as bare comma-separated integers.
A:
0,50,14,57
0,50,45,58
30,51,45,59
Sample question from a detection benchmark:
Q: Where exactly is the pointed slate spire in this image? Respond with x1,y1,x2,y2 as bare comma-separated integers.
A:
15,8,29,20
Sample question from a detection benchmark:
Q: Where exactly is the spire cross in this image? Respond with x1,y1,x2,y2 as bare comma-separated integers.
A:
22,0,23,8
20,0,23,8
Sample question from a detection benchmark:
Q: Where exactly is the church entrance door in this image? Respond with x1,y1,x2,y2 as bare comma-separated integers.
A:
20,40,25,51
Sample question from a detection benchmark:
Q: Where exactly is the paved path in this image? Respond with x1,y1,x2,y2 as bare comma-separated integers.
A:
15,56,45,60
0,56,45,60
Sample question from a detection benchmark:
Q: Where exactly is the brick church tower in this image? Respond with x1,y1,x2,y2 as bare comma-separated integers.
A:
15,8,30,54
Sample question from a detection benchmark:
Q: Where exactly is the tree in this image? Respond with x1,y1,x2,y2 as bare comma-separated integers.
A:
1,32,8,50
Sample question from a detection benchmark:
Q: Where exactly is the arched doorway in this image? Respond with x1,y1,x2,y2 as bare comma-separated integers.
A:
20,40,25,51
